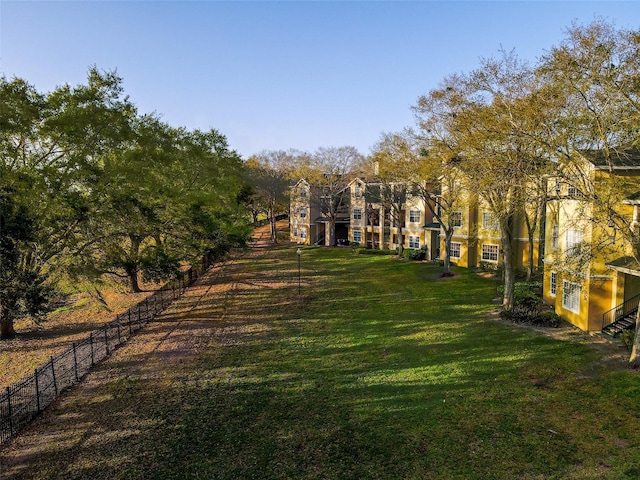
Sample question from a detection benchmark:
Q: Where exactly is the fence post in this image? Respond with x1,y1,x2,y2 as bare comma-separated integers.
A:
50,357,58,396
34,368,41,413
73,342,79,382
90,332,94,366
104,327,109,356
6,387,13,437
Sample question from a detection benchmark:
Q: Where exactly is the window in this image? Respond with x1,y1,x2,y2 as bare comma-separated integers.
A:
562,280,580,313
550,271,557,296
300,187,307,197
481,244,499,262
353,230,362,243
409,235,420,249
293,226,298,237
353,208,362,220
566,228,583,252
300,228,307,239
482,212,498,229
300,207,307,219
555,180,562,196
450,242,461,259
355,186,362,197
552,225,559,250
567,185,578,197
451,212,462,228
409,209,420,223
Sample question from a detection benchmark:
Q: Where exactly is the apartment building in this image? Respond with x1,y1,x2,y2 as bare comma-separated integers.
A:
542,152,640,332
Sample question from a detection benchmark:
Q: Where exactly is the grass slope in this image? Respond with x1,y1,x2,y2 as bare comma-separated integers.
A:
2,245,639,479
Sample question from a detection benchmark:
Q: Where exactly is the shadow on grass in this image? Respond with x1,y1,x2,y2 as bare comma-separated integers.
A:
2,245,639,480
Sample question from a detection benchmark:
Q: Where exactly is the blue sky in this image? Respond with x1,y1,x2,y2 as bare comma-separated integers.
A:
1,1,639,158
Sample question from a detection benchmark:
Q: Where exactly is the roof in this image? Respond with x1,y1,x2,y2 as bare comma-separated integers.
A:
606,256,640,277
583,148,640,169
424,222,441,230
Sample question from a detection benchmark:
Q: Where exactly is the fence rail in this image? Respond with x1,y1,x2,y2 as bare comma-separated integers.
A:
0,253,215,445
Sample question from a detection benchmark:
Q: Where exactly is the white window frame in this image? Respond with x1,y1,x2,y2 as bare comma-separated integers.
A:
550,271,557,297
300,187,307,197
552,225,559,250
353,208,362,220
293,226,298,237
353,230,362,243
562,280,581,314
300,227,307,239
300,207,307,219
482,212,498,229
450,242,461,259
409,235,420,249
451,211,462,228
481,243,499,262
409,209,420,223
566,228,583,252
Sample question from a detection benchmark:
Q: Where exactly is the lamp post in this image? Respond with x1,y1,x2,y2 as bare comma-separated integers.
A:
296,248,302,295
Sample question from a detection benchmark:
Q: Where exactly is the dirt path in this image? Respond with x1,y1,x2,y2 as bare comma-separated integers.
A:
0,223,287,478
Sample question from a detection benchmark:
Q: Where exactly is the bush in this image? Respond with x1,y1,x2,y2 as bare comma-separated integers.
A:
621,328,636,352
402,246,427,261
499,306,561,328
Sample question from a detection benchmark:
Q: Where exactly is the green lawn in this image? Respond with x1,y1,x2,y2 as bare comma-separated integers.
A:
7,245,640,479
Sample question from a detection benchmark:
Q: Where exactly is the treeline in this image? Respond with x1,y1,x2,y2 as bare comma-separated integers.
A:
0,68,250,339
252,20,640,309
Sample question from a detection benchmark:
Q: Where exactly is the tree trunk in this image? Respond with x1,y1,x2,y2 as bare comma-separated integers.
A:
329,219,336,247
126,265,141,293
629,308,640,368
443,228,453,276
126,234,142,293
526,230,535,282
397,226,404,256
269,204,277,244
501,223,516,311
0,320,16,340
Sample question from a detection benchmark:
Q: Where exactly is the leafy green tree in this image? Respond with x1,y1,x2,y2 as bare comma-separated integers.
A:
0,189,54,339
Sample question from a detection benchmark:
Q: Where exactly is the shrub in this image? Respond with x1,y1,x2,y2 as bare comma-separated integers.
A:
621,328,636,352
499,306,561,328
402,246,427,261
479,261,499,272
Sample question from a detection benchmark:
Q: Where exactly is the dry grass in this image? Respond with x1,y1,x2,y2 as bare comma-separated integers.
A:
0,284,159,388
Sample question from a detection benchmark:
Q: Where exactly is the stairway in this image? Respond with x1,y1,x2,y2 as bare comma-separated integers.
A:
602,308,637,338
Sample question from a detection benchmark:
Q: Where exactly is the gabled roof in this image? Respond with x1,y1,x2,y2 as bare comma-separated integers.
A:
290,178,310,188
583,148,640,169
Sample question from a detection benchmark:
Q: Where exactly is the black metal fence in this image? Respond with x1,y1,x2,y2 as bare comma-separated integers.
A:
0,254,215,445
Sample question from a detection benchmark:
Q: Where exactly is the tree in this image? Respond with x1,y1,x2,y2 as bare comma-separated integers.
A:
413,79,474,276
0,69,134,335
0,189,54,339
245,150,292,243
537,20,640,366
77,117,249,292
298,146,365,247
